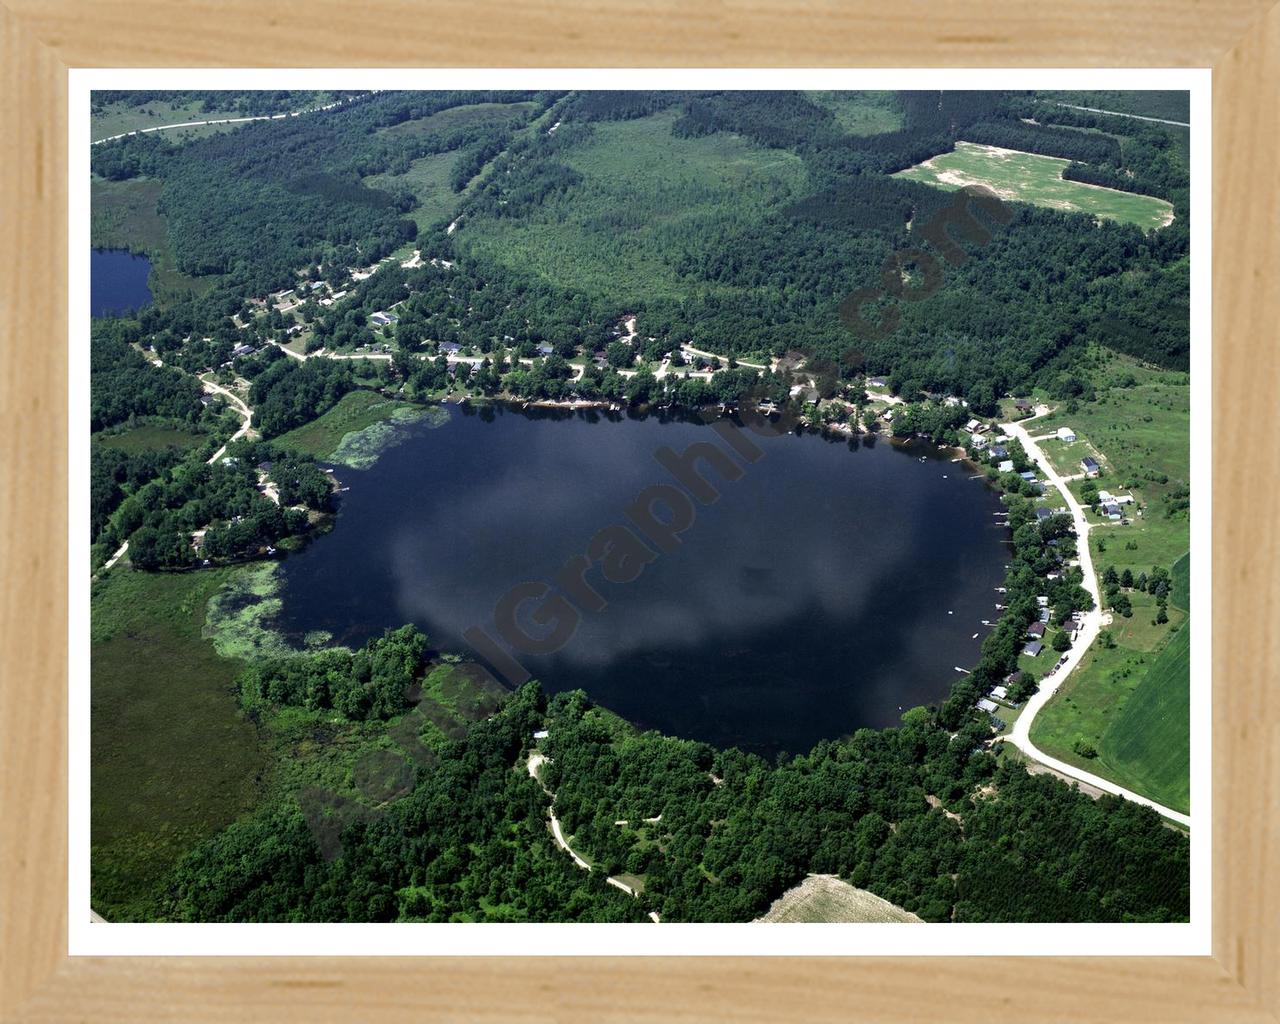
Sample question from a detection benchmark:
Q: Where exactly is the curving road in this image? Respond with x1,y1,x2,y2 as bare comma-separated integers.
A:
90,92,381,146
999,411,1191,828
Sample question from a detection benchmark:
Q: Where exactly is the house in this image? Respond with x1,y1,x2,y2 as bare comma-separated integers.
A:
990,444,1008,459
1035,507,1053,521
1022,641,1044,657
998,460,1015,473
976,698,1000,714
1103,502,1123,521
1026,622,1046,639
991,685,1009,701
1113,493,1135,505
438,341,462,355
532,729,549,740
882,409,895,422
232,343,256,357
1014,399,1033,413
1020,471,1038,482
970,433,989,449
1037,595,1050,607
536,342,554,356
1056,427,1077,442
370,312,393,326
1080,456,1100,477
965,418,985,433
1038,607,1051,624
867,377,887,389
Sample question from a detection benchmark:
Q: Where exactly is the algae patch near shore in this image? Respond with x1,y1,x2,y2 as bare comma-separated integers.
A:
330,403,448,469
202,562,336,662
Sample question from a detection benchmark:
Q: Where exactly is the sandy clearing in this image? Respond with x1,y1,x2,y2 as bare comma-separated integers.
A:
756,875,921,923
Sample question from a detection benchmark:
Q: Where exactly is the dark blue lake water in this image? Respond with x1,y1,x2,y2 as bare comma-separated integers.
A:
91,248,153,317
275,405,1011,756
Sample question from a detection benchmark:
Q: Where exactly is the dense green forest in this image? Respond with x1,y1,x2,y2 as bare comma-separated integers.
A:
168,675,1188,923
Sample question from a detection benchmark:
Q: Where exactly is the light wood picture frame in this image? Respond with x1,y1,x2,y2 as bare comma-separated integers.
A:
2,2,1276,1019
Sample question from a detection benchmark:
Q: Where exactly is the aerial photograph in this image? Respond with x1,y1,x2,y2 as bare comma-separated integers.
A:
88,88,1192,925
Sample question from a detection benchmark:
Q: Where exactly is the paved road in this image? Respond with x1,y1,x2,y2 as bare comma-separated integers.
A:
1000,411,1191,828
91,92,380,146
1056,103,1190,128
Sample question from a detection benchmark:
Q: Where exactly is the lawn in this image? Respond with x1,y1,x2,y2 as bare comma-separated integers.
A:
93,422,207,453
91,568,263,919
457,109,810,305
805,91,903,135
894,141,1174,230
271,389,413,460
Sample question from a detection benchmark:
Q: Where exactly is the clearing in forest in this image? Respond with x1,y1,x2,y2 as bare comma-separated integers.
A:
894,141,1174,231
756,875,921,923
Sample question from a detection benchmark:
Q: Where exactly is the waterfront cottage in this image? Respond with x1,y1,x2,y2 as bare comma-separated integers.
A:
1022,641,1044,657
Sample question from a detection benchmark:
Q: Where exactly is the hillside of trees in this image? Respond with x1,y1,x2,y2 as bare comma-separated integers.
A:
167,677,1189,923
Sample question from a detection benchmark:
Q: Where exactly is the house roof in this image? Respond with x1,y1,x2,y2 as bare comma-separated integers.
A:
1027,622,1046,637
1022,641,1044,656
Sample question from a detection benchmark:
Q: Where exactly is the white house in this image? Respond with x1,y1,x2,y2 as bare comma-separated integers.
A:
1056,427,1077,442
970,433,989,449
998,459,1015,473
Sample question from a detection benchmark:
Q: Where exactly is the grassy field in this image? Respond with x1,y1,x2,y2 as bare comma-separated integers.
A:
1028,354,1190,813
894,141,1174,230
91,99,250,143
365,150,465,230
92,422,207,453
91,176,217,301
806,91,903,135
376,100,536,138
458,109,809,305
271,389,414,460
91,568,263,919
364,101,538,228
756,874,921,923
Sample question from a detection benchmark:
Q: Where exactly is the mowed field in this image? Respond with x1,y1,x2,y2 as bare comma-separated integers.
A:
457,109,809,304
756,875,921,923
894,141,1174,230
1028,354,1190,813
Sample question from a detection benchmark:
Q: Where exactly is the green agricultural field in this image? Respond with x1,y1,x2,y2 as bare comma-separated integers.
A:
805,91,903,135
1030,621,1190,814
91,568,263,919
91,176,217,301
894,141,1174,230
457,109,809,305
1028,353,1190,813
93,422,207,453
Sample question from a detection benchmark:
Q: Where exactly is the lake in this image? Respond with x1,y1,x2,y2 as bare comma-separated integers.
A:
91,248,153,317
275,405,1011,756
